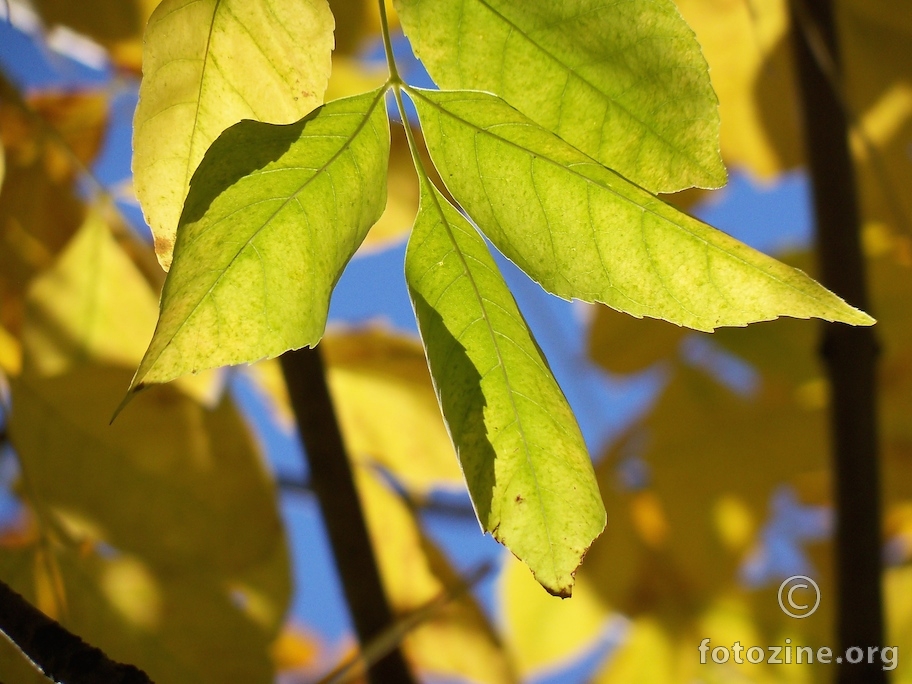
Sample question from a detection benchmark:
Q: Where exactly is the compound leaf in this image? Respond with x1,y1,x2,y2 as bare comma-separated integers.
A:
133,0,334,269
410,88,874,331
405,178,604,597
393,0,725,193
130,88,390,392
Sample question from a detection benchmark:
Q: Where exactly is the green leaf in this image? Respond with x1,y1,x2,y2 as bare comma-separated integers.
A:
393,0,725,193
133,0,334,269
405,179,605,597
130,88,390,391
409,88,875,331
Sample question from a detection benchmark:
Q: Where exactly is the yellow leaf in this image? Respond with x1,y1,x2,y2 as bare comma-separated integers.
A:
33,0,160,71
23,209,158,374
325,55,388,103
271,623,321,671
593,600,804,684
246,329,464,494
9,364,290,596
359,122,420,253
677,0,912,238
20,206,223,403
501,553,610,677
0,90,93,316
588,305,687,374
840,0,912,239
132,0,335,269
0,537,282,684
675,0,801,179
886,564,912,682
0,323,20,375
328,0,397,56
592,618,675,684
27,89,110,175
326,329,464,493
357,465,517,683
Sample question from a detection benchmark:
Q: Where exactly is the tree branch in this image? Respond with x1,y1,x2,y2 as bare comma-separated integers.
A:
279,346,416,684
789,2,885,682
0,578,153,684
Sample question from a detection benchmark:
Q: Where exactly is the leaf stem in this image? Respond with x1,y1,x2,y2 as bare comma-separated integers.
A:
378,0,431,188
378,0,401,85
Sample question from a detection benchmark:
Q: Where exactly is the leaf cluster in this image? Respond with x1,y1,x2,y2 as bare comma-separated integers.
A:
1,0,906,681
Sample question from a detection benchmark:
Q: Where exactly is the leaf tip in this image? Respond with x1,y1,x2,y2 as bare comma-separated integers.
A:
110,382,145,424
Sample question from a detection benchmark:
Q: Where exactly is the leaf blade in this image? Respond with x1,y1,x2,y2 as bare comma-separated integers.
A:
393,0,725,192
132,88,390,390
406,179,605,597
410,88,874,331
133,0,334,268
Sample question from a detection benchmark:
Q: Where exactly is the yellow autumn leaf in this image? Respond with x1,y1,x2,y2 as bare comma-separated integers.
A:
886,564,912,682
500,553,611,677
840,0,912,239
246,329,464,495
132,0,335,269
271,623,322,672
33,0,161,72
359,122,420,253
0,324,20,375
23,208,158,374
327,330,464,493
591,618,676,684
593,599,805,684
588,306,688,374
674,0,801,180
677,0,912,239
21,206,222,403
9,364,291,599
0,88,98,315
27,89,111,178
0,534,282,684
328,0,397,56
357,465,516,683
325,55,388,102
599,366,828,607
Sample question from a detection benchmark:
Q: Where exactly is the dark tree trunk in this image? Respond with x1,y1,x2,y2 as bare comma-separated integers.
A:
789,1,886,682
280,346,417,684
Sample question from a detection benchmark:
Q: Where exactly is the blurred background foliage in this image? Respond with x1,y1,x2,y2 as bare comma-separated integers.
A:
0,0,910,682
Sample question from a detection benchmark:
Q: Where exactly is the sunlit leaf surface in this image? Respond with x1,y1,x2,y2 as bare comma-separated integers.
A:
132,0,334,268
411,88,874,331
395,0,726,193
406,179,604,596
131,89,390,390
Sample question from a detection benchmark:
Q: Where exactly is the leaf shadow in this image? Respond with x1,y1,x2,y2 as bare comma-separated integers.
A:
411,291,497,527
179,112,317,227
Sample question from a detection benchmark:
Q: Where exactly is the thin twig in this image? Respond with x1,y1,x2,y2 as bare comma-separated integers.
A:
316,562,494,684
0,578,154,684
277,474,477,520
